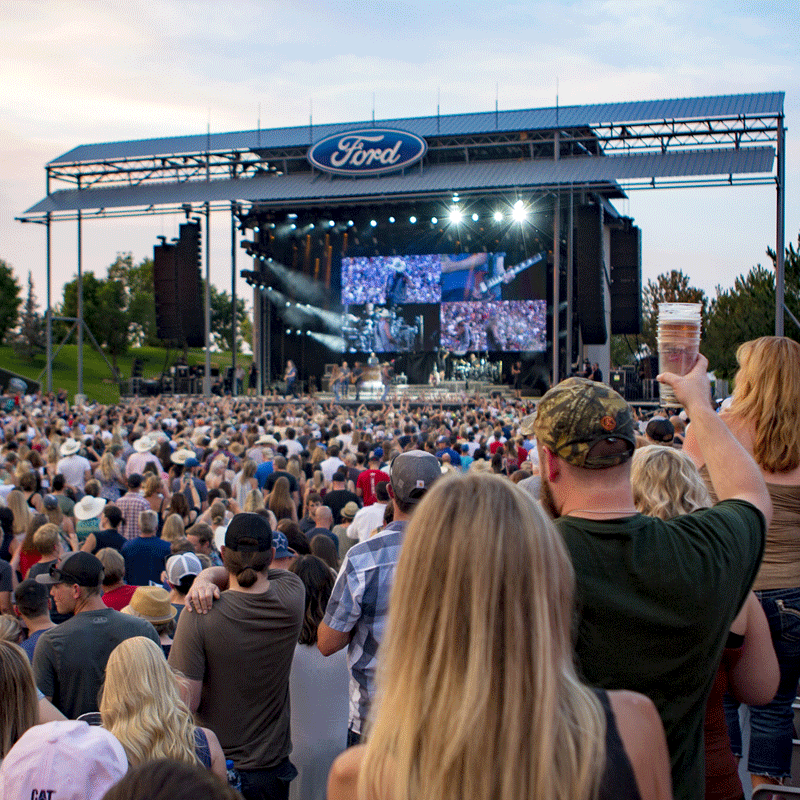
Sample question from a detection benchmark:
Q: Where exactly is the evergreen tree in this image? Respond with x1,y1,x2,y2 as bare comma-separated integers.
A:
13,272,46,361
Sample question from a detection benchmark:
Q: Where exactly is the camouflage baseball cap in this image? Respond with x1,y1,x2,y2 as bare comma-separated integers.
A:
533,377,636,469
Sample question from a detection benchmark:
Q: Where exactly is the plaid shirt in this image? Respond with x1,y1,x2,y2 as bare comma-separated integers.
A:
115,491,151,541
322,520,406,735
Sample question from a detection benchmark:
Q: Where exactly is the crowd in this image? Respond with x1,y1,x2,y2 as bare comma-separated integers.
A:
0,334,797,800
340,255,441,306
440,299,547,352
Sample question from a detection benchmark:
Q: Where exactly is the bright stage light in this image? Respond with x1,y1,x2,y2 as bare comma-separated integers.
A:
512,200,527,222
286,328,291,335
389,216,395,223
253,226,259,233
409,216,417,224
347,220,354,227
431,216,438,225
370,219,377,227
296,329,301,335
448,207,463,224
493,210,504,222
472,213,479,222
290,223,297,230
328,220,335,227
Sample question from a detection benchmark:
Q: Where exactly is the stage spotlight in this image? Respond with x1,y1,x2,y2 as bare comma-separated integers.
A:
328,220,335,227
448,207,463,225
290,223,297,230
431,216,438,225
512,200,527,222
285,301,291,307
348,220,354,227
370,219,377,227
286,328,291,335
493,210,504,222
409,216,417,224
253,226,259,233
472,213,479,222
287,213,297,220
295,329,301,335
270,222,276,229
389,216,395,223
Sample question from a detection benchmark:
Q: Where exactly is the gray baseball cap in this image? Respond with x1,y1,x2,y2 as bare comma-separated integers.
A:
389,451,441,505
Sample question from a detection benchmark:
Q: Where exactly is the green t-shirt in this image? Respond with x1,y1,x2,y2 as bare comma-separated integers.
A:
556,499,765,800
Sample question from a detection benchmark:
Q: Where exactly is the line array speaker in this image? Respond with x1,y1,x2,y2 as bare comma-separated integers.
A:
575,204,607,345
610,223,642,335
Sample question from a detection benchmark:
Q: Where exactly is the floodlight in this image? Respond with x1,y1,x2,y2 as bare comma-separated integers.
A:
448,207,463,224
493,210,504,222
370,220,377,227
389,216,395,223
512,203,527,222
431,216,438,225
472,213,479,222
409,216,417,224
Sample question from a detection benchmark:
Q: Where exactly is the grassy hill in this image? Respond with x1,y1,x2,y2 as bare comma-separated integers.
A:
4,344,251,405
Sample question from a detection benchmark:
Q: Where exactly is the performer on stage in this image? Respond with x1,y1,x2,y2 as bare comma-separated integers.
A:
511,360,522,398
284,359,298,398
374,309,398,352
351,362,365,401
247,361,258,396
380,361,394,403
385,259,407,305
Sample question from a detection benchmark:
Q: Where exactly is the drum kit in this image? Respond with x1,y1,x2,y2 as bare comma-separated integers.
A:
452,358,500,382
342,309,421,352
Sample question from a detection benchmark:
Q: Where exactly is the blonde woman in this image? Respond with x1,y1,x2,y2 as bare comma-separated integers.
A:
231,459,258,507
684,336,800,792
101,636,226,780
329,473,670,800
0,641,38,760
6,490,31,556
94,451,125,502
161,513,185,545
243,488,265,513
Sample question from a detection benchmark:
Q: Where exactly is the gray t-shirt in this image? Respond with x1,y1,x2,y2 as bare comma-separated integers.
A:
33,607,160,718
168,569,304,770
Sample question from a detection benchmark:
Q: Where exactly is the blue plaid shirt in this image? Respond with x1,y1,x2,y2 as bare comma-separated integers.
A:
322,520,406,734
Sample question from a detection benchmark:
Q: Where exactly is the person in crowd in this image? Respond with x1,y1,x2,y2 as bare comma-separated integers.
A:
165,552,202,619
631,444,779,800
305,505,338,552
116,474,150,541
122,586,177,657
33,551,160,718
319,451,441,746
25,523,67,582
346,481,390,545
284,360,298,399
268,475,298,524
299,491,323,534
125,435,160,479
56,439,92,492
532,363,770,800
644,417,675,446
94,450,126,502
323,471,361,527
287,555,348,800
169,513,304,800
122,510,171,587
309,534,339,575
101,636,226,778
355,451,389,507
232,459,259,507
0,719,128,799
328,473,670,800
101,758,242,800
97,547,137,612
0,639,38,760
43,492,76,542
266,456,300,506
161,512,186,545
683,336,800,794
333,502,358,558
320,446,346,486
80,503,126,555
12,579,55,660
186,522,223,567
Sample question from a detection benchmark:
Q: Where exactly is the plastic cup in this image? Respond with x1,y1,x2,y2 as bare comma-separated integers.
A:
657,303,702,407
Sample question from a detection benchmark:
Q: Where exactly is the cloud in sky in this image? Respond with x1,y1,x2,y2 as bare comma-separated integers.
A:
0,0,797,309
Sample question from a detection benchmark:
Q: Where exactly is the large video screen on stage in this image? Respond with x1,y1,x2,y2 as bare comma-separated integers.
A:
340,251,547,353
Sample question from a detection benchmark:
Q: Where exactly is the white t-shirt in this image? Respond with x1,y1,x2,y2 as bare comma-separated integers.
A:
56,455,92,491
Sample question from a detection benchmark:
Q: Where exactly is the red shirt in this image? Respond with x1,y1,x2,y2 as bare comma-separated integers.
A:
489,440,505,455
356,469,390,506
102,584,137,611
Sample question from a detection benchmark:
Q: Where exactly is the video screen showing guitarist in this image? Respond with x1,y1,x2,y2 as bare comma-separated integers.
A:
440,253,505,301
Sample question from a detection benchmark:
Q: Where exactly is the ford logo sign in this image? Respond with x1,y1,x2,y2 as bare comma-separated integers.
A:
307,128,427,176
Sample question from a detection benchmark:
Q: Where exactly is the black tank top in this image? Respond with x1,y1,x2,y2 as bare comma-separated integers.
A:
596,689,643,800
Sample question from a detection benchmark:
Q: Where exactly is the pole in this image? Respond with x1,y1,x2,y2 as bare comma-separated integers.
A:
204,202,211,395
231,202,237,396
45,212,52,394
565,189,573,374
775,114,785,337
77,204,84,399
552,192,560,386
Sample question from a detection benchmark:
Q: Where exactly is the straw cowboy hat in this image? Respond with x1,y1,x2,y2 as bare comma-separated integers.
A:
133,436,156,453
73,495,107,521
59,440,81,457
122,586,177,625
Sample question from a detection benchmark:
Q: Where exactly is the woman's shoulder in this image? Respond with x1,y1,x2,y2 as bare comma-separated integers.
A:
328,744,367,800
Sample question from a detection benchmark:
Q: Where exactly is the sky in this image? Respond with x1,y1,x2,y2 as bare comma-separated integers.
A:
0,0,797,314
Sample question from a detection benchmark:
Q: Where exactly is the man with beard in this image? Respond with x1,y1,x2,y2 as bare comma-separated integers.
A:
532,359,770,800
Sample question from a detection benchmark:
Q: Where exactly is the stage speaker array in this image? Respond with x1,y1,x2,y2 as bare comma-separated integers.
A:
153,222,205,347
610,223,642,335
574,204,607,345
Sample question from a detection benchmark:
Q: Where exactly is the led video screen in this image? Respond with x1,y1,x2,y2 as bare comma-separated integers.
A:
340,251,546,353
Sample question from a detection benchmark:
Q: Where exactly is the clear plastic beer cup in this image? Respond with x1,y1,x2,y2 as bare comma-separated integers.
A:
657,303,702,407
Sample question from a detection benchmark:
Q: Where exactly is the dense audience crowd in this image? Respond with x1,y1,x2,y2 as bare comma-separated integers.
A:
0,335,797,800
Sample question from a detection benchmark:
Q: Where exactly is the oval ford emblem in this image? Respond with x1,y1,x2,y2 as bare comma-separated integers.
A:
307,128,427,176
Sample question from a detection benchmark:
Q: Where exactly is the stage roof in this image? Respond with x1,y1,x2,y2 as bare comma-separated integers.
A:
19,90,784,222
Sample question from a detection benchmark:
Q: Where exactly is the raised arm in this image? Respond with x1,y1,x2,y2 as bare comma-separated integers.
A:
659,355,772,525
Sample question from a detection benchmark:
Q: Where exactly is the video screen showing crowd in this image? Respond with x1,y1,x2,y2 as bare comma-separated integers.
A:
340,251,547,355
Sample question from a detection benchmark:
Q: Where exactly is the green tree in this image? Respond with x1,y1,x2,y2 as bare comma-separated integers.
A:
95,278,129,372
13,272,45,361
641,270,708,355
0,259,23,344
704,234,800,380
109,253,158,345
208,284,247,351
60,272,104,337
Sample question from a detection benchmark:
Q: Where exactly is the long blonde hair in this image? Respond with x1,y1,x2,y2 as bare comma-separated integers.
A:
359,473,606,800
97,451,121,482
100,637,199,768
0,641,38,758
161,513,185,543
631,445,711,519
6,490,30,536
728,336,800,472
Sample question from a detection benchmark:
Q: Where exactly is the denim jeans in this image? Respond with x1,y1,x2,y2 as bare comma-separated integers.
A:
724,586,800,779
238,758,297,800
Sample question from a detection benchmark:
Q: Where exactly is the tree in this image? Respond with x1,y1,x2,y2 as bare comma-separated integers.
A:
208,284,248,351
95,278,129,372
704,233,800,380
108,253,158,346
60,272,104,338
13,272,45,361
0,259,23,344
641,270,708,355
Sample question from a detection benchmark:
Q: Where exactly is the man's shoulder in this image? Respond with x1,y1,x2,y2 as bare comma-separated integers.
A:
346,524,405,562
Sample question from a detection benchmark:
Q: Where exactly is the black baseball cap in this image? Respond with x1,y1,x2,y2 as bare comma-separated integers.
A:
35,551,104,587
225,513,274,553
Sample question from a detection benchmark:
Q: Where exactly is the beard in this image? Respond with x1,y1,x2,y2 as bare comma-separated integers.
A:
539,472,560,519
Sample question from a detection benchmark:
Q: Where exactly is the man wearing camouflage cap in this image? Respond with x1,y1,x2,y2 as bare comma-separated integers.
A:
534,359,770,800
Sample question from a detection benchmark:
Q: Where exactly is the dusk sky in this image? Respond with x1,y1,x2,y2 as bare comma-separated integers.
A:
1,0,797,312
